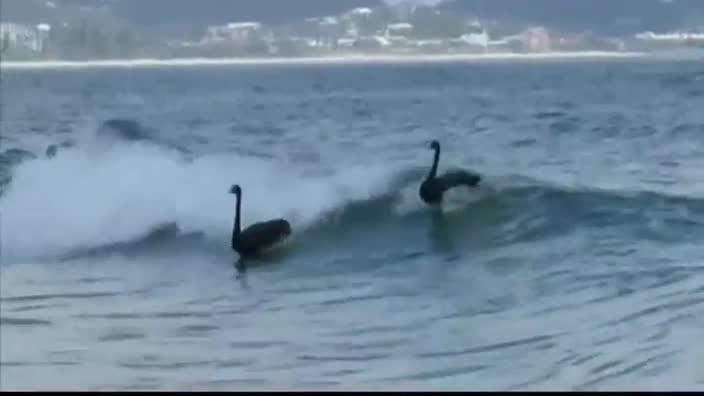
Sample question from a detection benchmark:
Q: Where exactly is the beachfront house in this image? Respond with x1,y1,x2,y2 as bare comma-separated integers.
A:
385,23,413,39
301,16,341,49
449,29,490,52
635,31,704,47
1,23,52,54
36,24,51,53
204,22,264,45
342,7,375,38
521,27,551,52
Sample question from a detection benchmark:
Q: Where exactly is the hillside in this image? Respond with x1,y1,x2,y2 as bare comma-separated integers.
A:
439,0,704,35
1,0,383,33
108,0,382,27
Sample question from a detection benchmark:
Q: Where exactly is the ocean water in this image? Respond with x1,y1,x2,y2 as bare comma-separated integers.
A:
1,59,704,390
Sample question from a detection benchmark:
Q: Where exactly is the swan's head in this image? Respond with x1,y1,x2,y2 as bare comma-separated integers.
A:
429,140,440,151
229,184,242,195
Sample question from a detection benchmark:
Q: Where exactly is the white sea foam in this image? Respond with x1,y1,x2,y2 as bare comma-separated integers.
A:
0,134,413,262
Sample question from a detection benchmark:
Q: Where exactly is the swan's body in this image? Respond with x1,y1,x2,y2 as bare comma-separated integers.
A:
45,144,58,158
419,140,481,206
230,184,291,257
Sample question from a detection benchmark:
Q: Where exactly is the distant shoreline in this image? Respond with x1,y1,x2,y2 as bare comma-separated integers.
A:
0,51,650,70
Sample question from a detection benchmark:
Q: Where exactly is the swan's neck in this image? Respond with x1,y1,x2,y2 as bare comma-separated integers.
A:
232,192,241,248
427,146,440,179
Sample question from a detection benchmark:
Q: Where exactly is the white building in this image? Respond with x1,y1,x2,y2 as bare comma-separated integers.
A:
1,23,33,47
205,21,263,44
349,7,373,17
301,16,340,46
385,23,413,39
635,31,704,43
455,30,489,48
225,22,261,40
36,23,51,52
341,7,375,38
0,23,51,52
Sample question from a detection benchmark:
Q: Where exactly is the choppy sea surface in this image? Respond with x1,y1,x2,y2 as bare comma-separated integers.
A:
1,59,704,390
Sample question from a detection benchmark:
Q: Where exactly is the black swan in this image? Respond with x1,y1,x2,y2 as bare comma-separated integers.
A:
45,144,58,158
230,184,292,257
419,140,481,206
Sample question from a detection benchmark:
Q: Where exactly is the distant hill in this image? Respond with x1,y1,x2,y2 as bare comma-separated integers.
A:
439,0,704,35
108,0,382,26
1,0,383,36
6,0,702,39
1,0,78,24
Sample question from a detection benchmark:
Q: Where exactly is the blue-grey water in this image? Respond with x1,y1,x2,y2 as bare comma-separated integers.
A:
1,59,704,390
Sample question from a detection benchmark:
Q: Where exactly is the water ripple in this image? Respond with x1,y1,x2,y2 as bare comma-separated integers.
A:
1,292,120,303
3,60,704,390
417,334,559,359
0,317,51,326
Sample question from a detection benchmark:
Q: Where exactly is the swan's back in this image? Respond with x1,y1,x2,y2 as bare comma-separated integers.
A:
420,169,481,205
435,169,481,188
238,219,292,254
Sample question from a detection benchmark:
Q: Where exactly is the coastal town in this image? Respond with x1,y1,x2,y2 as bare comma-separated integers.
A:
2,1,704,62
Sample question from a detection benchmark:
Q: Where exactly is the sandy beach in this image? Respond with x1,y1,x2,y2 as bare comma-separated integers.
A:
0,51,648,70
